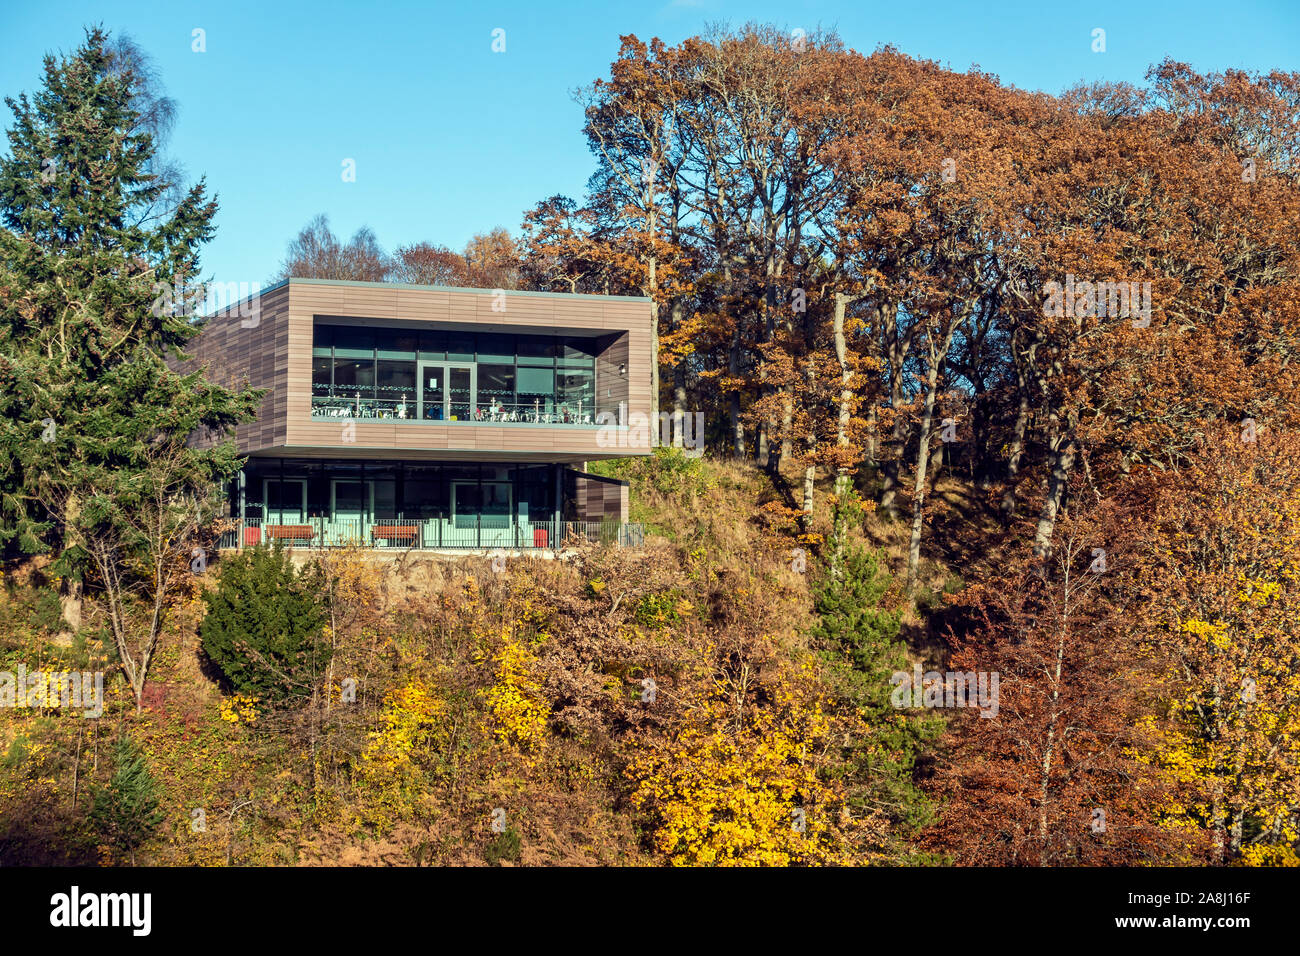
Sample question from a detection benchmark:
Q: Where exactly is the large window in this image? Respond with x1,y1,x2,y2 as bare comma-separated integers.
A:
312,356,332,397
557,369,594,418
478,364,516,411
332,357,375,397
311,325,599,423
376,360,416,405
516,366,555,416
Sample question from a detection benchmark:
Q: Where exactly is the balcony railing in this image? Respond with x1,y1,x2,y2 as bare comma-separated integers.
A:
310,396,598,425
217,517,644,551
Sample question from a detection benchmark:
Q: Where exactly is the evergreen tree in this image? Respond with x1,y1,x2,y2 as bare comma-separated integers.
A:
810,546,943,851
199,543,330,704
0,28,259,631
90,734,165,864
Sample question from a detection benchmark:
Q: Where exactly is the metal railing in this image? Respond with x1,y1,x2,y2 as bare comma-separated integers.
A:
310,396,412,420
309,396,597,425
217,517,643,551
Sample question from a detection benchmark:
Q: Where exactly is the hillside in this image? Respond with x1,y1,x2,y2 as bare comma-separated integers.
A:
0,450,942,866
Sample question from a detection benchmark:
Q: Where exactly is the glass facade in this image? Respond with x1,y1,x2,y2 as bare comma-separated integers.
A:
231,459,562,548
311,325,600,425
237,459,557,523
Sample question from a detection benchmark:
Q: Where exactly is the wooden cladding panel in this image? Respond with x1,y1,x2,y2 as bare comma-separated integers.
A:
189,281,653,458
180,283,289,451
567,470,630,523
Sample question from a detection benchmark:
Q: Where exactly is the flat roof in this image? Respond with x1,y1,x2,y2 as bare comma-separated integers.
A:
287,277,651,303
199,276,650,322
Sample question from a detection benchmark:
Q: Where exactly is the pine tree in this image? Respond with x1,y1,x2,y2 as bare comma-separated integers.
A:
90,735,165,864
809,546,943,851
0,27,259,686
199,543,330,703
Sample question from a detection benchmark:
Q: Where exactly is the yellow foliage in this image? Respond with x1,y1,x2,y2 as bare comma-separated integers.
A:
1136,440,1300,863
627,677,850,866
356,680,448,825
1237,844,1300,867
482,631,549,754
219,694,259,725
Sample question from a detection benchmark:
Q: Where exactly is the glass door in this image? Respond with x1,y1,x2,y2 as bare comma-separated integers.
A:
331,480,370,521
418,362,444,421
481,482,512,528
418,362,475,420
263,479,307,524
447,365,474,421
451,482,478,530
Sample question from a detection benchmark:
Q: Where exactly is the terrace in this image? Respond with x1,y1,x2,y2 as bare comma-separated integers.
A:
311,324,608,428
218,516,644,552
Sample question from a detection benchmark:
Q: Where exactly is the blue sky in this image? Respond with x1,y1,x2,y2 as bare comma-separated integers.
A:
2,0,1297,288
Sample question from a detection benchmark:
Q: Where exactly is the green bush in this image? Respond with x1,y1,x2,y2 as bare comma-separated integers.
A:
199,544,330,703
90,735,165,863
633,589,689,629
30,588,69,634
809,546,942,838
592,446,712,501
485,825,522,865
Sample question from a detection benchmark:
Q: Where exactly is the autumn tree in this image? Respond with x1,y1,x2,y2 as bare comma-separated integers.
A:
271,213,390,282
926,500,1182,865
461,227,523,290
389,241,469,286
1128,428,1300,865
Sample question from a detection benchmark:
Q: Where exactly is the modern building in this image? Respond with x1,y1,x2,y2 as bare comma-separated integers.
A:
187,278,654,550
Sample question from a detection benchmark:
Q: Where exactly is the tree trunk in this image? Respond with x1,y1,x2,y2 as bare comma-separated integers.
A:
865,404,878,466
1034,427,1077,556
59,491,84,632
1003,336,1038,518
59,576,83,633
729,323,745,457
906,370,941,589
907,324,956,588
671,361,687,447
833,292,857,499
778,384,794,472
801,358,818,526
1002,387,1031,518
879,373,908,521
730,395,744,456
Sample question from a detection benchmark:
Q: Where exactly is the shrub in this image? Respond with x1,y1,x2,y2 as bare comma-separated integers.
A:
485,824,522,865
632,589,692,629
90,735,165,864
809,546,942,840
30,588,69,635
627,680,850,866
199,544,330,704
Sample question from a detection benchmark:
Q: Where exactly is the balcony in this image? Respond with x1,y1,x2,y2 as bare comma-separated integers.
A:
309,394,599,426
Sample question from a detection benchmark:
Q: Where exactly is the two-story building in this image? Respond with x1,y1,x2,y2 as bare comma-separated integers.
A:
188,278,654,550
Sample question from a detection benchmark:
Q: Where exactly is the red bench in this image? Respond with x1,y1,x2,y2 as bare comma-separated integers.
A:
372,524,419,545
264,524,316,543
